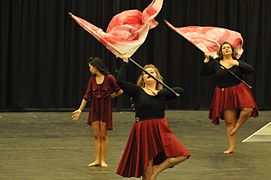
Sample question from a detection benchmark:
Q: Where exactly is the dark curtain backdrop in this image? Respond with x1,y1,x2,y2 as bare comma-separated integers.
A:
1,0,271,111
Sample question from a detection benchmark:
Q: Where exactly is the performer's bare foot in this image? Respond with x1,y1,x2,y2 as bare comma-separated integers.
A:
223,149,234,154
100,161,108,168
88,161,100,167
230,127,238,136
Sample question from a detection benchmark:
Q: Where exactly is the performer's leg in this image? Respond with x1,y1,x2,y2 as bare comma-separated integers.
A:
88,121,101,166
230,108,253,136
151,156,188,180
143,159,153,180
100,121,108,167
224,109,237,154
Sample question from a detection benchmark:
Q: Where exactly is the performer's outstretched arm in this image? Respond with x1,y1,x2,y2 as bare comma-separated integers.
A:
116,61,140,97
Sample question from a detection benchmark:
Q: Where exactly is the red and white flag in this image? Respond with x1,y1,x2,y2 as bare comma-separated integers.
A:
165,20,244,59
70,0,163,58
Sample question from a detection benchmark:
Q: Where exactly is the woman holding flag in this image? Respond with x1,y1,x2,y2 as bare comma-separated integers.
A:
116,58,190,180
164,22,259,154
200,42,258,154
72,57,123,167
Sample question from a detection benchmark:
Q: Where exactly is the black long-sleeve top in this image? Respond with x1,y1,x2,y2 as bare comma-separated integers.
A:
117,63,183,120
200,60,254,88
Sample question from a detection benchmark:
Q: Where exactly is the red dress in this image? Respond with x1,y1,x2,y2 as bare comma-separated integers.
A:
83,74,120,130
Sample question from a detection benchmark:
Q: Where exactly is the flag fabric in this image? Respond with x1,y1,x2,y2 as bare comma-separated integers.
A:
165,21,244,59
70,0,163,58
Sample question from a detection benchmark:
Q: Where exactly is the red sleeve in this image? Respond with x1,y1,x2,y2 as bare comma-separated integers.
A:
108,74,121,92
83,77,93,101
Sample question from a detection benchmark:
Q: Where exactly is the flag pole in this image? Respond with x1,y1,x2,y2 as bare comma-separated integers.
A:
128,57,180,97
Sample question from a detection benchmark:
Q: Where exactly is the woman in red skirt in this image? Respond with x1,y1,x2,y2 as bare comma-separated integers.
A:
116,58,190,180
72,57,123,167
201,42,258,154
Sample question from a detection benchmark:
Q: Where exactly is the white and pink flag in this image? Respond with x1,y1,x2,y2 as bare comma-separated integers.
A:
165,20,244,59
70,0,163,58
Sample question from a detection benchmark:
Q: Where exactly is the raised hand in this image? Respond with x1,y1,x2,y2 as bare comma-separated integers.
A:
203,54,210,63
116,54,129,63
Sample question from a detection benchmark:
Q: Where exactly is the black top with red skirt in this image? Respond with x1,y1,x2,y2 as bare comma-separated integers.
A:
116,63,190,178
200,59,258,124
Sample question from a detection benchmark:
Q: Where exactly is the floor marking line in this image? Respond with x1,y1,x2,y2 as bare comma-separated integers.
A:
242,122,271,142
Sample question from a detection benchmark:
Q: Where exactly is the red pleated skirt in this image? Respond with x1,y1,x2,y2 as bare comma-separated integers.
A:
209,82,258,125
116,118,190,178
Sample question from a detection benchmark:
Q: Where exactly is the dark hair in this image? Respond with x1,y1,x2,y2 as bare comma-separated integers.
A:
217,42,237,59
88,57,109,74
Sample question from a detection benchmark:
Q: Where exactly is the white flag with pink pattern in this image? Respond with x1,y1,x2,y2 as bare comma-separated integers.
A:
70,0,163,58
165,21,244,59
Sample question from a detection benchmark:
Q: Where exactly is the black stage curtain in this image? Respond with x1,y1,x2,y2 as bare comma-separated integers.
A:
1,0,271,111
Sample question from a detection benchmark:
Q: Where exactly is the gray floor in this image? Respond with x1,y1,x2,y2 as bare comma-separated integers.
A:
0,110,270,180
